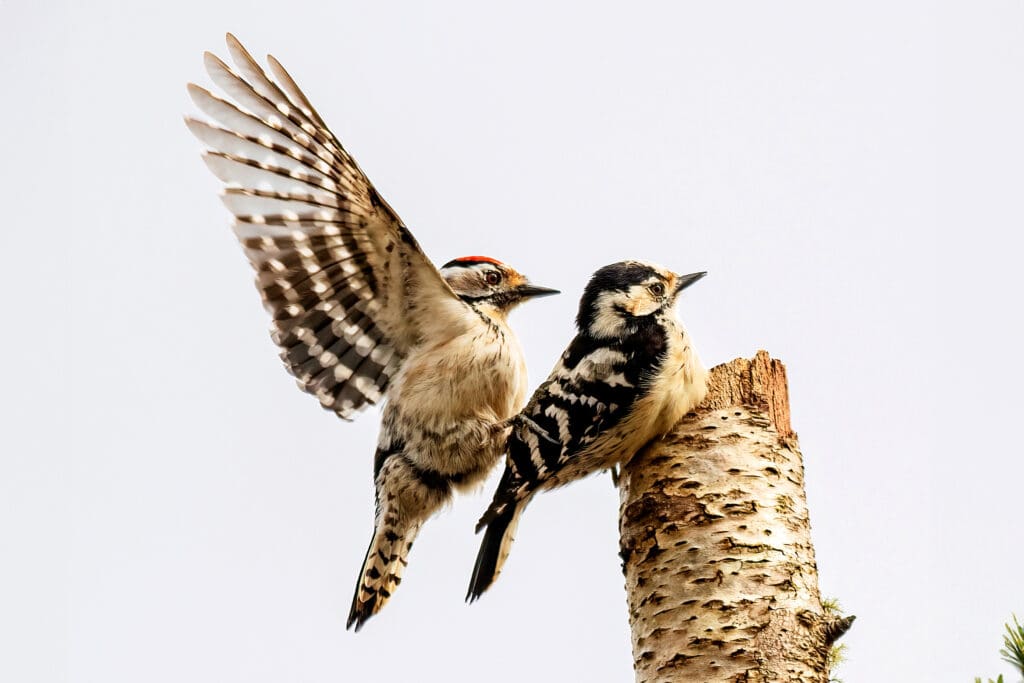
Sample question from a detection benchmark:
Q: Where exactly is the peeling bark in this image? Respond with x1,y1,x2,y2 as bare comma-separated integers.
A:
619,351,847,682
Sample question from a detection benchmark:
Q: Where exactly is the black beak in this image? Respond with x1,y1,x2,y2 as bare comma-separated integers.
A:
674,271,707,294
516,283,560,299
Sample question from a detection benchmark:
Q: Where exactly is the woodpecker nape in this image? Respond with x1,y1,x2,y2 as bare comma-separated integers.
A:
467,260,708,601
187,34,557,631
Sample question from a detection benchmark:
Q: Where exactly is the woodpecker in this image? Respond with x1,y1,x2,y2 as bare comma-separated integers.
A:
186,34,558,630
466,261,707,601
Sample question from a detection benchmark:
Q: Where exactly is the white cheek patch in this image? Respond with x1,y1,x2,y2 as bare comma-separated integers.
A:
442,270,485,298
630,300,660,317
589,286,662,337
588,291,629,338
623,285,660,317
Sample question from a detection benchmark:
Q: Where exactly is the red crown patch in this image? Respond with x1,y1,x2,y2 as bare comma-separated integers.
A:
454,255,503,265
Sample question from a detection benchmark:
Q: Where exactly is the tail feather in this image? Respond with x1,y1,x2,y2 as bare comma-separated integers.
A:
466,503,522,603
347,521,421,631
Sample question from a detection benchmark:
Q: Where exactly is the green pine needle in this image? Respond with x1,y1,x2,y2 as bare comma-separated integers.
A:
1000,614,1024,676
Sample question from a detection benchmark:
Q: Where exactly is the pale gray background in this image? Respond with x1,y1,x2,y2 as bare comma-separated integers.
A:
3,1,1022,681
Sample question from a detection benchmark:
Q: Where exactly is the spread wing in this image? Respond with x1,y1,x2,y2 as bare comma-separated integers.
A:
187,34,473,419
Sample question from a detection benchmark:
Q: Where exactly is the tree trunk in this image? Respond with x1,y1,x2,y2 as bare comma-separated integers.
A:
618,351,852,682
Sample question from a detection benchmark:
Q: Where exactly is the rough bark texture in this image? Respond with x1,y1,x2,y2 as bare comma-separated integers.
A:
619,351,845,682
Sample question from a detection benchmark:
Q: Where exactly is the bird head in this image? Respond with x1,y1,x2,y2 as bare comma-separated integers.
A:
576,260,706,339
440,256,559,315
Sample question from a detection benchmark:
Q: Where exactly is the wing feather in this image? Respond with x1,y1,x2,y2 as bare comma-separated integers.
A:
266,54,330,129
189,34,472,418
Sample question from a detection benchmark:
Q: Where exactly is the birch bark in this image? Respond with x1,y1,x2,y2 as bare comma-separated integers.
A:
618,351,852,682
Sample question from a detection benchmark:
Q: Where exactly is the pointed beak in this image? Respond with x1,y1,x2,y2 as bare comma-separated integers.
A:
516,283,560,300
674,271,707,294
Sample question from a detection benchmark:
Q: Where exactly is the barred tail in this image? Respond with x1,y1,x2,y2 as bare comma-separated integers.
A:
347,520,421,631
466,502,522,603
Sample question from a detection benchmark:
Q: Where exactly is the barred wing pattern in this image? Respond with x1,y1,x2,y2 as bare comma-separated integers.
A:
187,34,468,419
479,334,650,525
466,334,651,601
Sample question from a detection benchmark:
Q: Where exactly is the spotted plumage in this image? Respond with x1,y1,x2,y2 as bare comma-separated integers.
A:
187,34,558,630
466,261,708,601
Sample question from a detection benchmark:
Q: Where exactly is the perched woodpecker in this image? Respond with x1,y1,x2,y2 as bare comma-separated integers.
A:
466,261,707,601
186,35,558,630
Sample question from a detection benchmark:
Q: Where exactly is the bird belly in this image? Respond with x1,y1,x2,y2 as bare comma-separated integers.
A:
383,327,528,481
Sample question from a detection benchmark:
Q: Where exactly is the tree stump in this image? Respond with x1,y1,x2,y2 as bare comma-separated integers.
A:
618,351,852,682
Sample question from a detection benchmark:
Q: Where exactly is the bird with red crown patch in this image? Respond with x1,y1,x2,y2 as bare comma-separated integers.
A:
187,35,558,630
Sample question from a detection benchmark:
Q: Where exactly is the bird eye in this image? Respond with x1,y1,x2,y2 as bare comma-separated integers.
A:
649,282,665,296
485,271,502,286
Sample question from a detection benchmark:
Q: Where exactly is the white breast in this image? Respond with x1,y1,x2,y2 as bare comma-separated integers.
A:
382,314,530,479
649,314,707,433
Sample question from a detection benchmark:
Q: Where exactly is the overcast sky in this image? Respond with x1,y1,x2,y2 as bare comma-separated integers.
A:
3,1,1023,681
